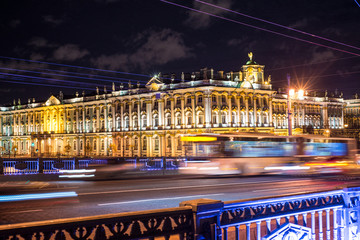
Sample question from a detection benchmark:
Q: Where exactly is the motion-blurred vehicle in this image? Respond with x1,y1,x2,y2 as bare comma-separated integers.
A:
59,161,142,180
180,133,357,176
303,156,360,175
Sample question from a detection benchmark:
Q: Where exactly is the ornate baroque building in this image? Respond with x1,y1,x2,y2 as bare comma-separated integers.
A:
0,54,345,157
345,95,360,129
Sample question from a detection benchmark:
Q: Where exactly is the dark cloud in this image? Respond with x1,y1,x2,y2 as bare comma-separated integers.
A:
309,50,336,64
53,44,89,61
184,0,233,29
227,39,244,46
9,19,21,28
28,37,57,48
93,29,193,71
288,18,309,29
43,15,63,25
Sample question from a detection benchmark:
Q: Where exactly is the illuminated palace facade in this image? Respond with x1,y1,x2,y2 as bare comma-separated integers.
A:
0,55,345,157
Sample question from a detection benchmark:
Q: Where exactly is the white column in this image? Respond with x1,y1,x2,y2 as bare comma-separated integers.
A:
146,100,151,128
159,99,164,127
237,95,241,126
120,103,124,130
170,97,175,128
204,93,211,128
75,108,79,133
245,96,249,126
112,103,116,131
191,96,195,127
181,97,185,128
129,101,132,130
253,96,257,127
228,95,232,126
269,97,273,127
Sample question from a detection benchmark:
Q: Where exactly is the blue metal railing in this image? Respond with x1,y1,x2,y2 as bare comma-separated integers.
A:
3,160,38,175
1,157,186,175
1,187,360,239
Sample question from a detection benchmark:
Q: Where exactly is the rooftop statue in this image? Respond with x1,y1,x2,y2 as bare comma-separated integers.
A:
248,52,253,61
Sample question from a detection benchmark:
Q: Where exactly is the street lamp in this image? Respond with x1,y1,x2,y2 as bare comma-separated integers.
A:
287,74,293,136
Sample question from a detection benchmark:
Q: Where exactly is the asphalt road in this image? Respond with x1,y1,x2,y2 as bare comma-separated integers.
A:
0,174,358,225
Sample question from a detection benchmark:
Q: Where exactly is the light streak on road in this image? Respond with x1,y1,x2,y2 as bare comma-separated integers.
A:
98,193,224,206
78,179,311,196
0,191,78,202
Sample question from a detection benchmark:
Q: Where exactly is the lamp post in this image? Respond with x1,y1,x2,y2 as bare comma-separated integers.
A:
287,74,293,136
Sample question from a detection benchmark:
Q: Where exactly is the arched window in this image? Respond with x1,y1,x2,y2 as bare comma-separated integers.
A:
257,112,261,125
134,137,138,150
263,113,268,125
212,111,218,124
212,95,217,103
100,120,105,131
79,121,83,133
101,139,104,151
153,114,159,127
232,112,236,124
116,117,121,131
187,97,191,104
176,98,181,106
108,119,112,131
165,113,171,126
93,139,97,150
117,138,120,150
86,121,90,133
186,112,192,126
125,137,130,150
124,116,129,128
241,112,245,125
142,137,147,151
154,136,159,151
197,112,204,125
166,136,171,148
249,112,254,126
177,137,182,151
221,112,227,124
80,140,83,151
141,115,147,128
133,116,138,128
175,113,181,126
73,140,77,151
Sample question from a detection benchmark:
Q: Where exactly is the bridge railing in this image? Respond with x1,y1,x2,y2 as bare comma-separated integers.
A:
0,206,194,240
0,157,186,175
1,188,360,239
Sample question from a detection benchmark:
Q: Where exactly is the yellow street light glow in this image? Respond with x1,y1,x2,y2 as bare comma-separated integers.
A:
180,136,217,142
298,89,304,98
289,89,295,97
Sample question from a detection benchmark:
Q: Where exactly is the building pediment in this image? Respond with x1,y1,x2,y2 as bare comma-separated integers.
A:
146,75,164,91
45,95,61,106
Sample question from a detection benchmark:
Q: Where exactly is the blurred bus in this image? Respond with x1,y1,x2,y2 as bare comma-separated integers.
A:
180,133,357,175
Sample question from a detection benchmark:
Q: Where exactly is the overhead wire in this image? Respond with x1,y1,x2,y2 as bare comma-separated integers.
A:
0,72,101,88
0,76,94,91
0,56,183,82
0,56,150,78
0,66,149,84
266,56,359,72
195,0,360,52
160,0,360,57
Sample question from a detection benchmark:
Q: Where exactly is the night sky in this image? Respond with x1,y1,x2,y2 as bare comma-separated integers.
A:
0,0,359,104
